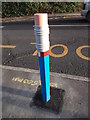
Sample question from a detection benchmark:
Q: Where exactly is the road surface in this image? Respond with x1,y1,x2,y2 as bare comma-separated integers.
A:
1,17,89,77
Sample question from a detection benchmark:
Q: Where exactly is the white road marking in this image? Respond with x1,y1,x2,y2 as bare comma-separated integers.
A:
49,24,89,27
0,65,89,82
0,26,5,29
33,24,89,28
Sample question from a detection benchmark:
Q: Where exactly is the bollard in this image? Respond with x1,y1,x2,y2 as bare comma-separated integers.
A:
34,13,50,102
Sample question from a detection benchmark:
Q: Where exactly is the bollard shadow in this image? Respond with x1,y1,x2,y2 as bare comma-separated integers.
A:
1,86,34,98
1,86,88,118
0,86,36,112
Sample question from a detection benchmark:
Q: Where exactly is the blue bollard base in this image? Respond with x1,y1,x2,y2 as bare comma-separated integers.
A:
39,55,50,102
32,86,65,113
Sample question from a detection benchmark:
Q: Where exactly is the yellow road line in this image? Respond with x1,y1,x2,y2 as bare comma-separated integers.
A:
63,16,69,19
30,42,36,45
33,50,38,56
0,45,16,49
76,45,90,61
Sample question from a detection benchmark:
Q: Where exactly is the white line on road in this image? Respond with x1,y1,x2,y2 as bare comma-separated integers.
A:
0,65,89,82
0,26,4,29
33,24,89,27
49,24,90,27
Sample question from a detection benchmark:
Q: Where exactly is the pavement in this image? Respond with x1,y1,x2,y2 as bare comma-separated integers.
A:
0,65,89,118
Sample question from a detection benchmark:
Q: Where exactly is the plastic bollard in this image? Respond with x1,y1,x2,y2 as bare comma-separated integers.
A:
34,13,50,102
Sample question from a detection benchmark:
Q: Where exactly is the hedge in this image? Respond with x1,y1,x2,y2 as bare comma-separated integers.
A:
2,2,82,18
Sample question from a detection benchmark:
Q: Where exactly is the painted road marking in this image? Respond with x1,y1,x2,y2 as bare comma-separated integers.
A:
31,43,68,58
33,50,38,56
12,77,57,88
33,25,89,27
49,25,89,27
49,44,68,58
0,45,16,49
0,26,4,29
0,65,89,82
30,42,36,45
76,45,90,61
63,16,70,19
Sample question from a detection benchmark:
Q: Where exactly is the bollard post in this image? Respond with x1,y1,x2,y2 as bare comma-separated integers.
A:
34,13,50,102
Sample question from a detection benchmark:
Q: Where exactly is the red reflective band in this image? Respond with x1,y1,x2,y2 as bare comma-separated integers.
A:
40,50,49,57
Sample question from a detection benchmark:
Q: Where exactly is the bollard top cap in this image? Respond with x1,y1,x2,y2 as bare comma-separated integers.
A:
34,13,48,26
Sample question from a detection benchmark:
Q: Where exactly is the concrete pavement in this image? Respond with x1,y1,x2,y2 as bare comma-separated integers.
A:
0,65,89,118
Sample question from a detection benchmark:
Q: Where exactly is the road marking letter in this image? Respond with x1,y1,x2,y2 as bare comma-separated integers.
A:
76,45,90,61
49,44,68,58
12,77,58,88
32,43,68,58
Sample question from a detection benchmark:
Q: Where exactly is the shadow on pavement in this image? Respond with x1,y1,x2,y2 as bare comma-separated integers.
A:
1,86,34,98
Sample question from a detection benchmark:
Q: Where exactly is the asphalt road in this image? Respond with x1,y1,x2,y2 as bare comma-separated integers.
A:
1,17,89,77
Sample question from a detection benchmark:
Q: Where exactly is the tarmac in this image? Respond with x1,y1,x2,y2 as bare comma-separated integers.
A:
0,65,89,119
1,13,82,23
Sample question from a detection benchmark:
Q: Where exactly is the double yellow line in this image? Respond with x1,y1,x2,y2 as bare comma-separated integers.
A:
0,45,16,49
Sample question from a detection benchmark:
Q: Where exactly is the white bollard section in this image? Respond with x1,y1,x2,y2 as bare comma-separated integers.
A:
34,13,50,52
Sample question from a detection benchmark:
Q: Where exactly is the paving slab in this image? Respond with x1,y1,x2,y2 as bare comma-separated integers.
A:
0,65,89,118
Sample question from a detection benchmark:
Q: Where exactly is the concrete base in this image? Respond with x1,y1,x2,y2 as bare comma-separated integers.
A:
32,86,65,113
